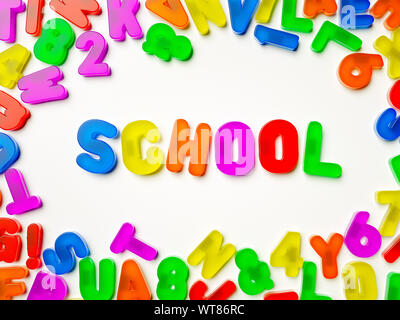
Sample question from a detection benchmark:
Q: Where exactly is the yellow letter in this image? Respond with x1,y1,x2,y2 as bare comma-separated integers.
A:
187,230,235,279
121,120,164,175
255,0,278,23
184,0,227,35
376,190,400,237
342,261,377,300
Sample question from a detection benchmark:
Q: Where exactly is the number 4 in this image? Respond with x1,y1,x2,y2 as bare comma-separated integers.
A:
0,44,31,89
270,231,303,277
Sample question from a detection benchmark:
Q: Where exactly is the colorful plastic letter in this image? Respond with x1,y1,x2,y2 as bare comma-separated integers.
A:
157,256,189,300
281,0,313,33
215,122,255,176
0,44,31,89
143,24,193,61
0,266,28,300
76,119,119,174
342,261,377,300
167,119,211,176
26,0,44,36
340,0,374,29
370,0,400,31
259,120,299,173
117,259,151,300
49,0,101,30
185,0,227,35
374,28,400,79
235,248,274,295
312,21,362,52
189,280,236,300
390,156,400,185
145,0,189,29
310,233,344,279
264,291,299,300
121,121,163,175
338,53,383,89
27,271,68,300
43,232,90,275
0,133,20,173
0,0,25,43
5,168,42,215
386,272,400,299
34,18,76,66
0,91,30,131
383,234,400,263
107,0,143,41
228,0,259,35
18,66,68,104
270,232,303,277
300,261,332,300
391,155,400,184
255,0,278,23
389,80,400,110
110,222,158,261
376,190,400,237
254,25,299,50
79,257,116,300
344,211,382,258
187,230,235,279
376,108,400,141
26,223,43,269
304,0,337,18
303,121,342,178
76,31,111,77
0,218,22,263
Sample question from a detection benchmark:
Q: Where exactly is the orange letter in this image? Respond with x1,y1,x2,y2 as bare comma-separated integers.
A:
303,0,337,18
310,233,344,279
0,266,29,300
370,0,400,31
117,260,151,300
167,119,211,176
338,53,383,90
145,0,189,29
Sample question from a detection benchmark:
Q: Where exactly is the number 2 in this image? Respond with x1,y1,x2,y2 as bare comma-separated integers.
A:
76,31,111,77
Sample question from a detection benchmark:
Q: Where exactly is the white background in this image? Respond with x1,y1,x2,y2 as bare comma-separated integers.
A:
0,0,398,300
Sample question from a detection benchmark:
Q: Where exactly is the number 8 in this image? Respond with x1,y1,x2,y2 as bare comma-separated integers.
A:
34,18,75,66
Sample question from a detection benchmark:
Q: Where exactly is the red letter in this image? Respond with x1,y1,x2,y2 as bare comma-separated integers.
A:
49,0,101,30
0,91,30,131
259,120,299,173
25,0,44,36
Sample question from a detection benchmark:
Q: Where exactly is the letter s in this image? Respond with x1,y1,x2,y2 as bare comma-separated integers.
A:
76,119,119,174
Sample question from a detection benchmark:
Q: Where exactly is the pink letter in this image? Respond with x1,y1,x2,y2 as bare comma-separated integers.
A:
27,271,68,300
5,168,42,215
107,0,143,41
110,223,157,261
215,121,255,176
18,66,68,104
0,0,25,43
